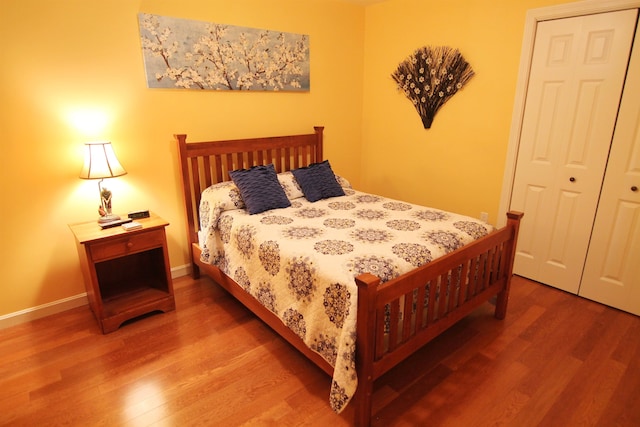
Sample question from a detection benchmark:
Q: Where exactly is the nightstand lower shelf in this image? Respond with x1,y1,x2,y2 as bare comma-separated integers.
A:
101,287,175,332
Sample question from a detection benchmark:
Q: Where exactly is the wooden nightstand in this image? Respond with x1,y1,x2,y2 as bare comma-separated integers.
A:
69,213,175,333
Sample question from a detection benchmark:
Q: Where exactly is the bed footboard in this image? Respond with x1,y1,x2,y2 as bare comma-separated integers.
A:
353,211,523,426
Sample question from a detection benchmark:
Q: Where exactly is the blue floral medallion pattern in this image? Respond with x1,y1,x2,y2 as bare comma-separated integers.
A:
283,308,306,340
314,240,354,255
423,230,463,252
323,283,351,328
286,257,317,303
454,220,489,239
259,240,280,276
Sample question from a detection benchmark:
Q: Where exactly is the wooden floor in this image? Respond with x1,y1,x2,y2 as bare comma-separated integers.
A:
1,274,639,426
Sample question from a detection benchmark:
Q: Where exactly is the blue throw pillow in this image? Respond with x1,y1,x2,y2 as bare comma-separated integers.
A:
291,160,345,202
229,164,291,214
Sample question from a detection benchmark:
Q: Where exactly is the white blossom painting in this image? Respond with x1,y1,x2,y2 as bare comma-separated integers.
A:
138,13,310,91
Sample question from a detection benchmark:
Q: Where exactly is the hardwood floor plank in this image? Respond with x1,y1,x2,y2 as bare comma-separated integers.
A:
542,308,637,427
0,275,639,426
598,350,640,426
544,357,625,427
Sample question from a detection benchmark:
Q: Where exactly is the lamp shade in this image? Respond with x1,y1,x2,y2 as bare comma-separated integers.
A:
79,141,127,179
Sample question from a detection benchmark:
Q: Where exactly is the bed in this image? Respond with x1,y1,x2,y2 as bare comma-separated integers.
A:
176,126,523,426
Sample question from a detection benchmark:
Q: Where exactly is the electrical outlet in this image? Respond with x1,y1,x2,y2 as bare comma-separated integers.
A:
480,212,489,222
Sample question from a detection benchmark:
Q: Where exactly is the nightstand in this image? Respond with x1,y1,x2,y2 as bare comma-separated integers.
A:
69,213,175,333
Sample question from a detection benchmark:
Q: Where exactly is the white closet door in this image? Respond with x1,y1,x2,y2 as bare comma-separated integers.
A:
509,9,637,293
579,18,640,316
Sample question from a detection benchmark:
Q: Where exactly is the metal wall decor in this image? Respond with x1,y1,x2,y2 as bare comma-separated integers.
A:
138,13,310,91
391,46,474,128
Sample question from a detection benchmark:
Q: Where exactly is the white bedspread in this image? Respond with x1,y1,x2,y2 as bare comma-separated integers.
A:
198,182,493,412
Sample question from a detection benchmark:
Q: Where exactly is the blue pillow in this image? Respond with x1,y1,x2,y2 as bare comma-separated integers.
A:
229,164,291,214
291,160,345,202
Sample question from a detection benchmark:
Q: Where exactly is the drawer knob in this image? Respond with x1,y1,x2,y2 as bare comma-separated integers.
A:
127,242,134,248
569,177,576,182
632,186,638,192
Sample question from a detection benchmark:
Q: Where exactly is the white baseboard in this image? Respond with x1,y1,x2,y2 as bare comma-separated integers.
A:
0,293,89,330
170,263,191,279
0,264,191,330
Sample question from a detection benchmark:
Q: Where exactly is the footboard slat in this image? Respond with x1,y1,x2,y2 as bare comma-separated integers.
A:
388,300,400,351
415,284,426,331
469,256,479,296
375,306,385,360
476,252,485,292
426,279,437,325
448,265,460,313
457,260,470,307
494,244,503,281
483,251,491,290
402,290,413,342
437,274,447,319
498,241,508,280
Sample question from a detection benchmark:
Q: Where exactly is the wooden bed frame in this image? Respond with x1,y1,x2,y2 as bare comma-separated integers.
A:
176,126,523,426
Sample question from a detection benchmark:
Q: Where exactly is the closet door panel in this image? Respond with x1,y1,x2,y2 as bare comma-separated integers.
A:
580,19,640,315
510,9,637,293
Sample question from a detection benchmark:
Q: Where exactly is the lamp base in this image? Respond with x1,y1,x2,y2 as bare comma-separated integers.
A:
98,213,121,224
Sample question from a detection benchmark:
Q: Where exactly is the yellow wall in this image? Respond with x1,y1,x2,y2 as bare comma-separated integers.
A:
0,0,575,318
361,0,575,221
0,0,365,317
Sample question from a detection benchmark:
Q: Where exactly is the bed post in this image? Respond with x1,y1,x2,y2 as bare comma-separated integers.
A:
495,211,523,319
313,126,324,162
175,133,201,279
354,272,379,427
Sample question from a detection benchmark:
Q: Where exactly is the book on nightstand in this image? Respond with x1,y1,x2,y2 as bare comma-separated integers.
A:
122,221,143,231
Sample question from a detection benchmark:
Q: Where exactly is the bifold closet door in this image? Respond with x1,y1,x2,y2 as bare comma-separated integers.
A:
578,17,640,316
509,9,637,293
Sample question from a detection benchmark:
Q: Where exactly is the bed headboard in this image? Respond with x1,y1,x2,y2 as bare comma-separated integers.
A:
176,126,324,247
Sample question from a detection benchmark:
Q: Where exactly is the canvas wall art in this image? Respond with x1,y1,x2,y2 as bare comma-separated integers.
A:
138,13,310,91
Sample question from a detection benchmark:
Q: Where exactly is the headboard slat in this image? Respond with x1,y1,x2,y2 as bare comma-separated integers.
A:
190,157,201,202
281,147,288,172
202,156,212,189
214,155,222,183
223,153,231,178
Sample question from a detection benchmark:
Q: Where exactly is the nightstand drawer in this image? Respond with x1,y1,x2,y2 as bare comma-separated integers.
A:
90,229,165,262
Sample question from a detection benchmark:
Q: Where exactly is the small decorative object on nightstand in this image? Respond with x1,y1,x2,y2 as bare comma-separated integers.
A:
69,212,175,333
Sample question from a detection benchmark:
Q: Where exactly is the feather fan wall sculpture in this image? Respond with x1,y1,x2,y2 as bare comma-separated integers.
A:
391,46,474,128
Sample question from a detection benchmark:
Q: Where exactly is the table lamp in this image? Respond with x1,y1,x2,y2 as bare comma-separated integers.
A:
79,141,127,223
